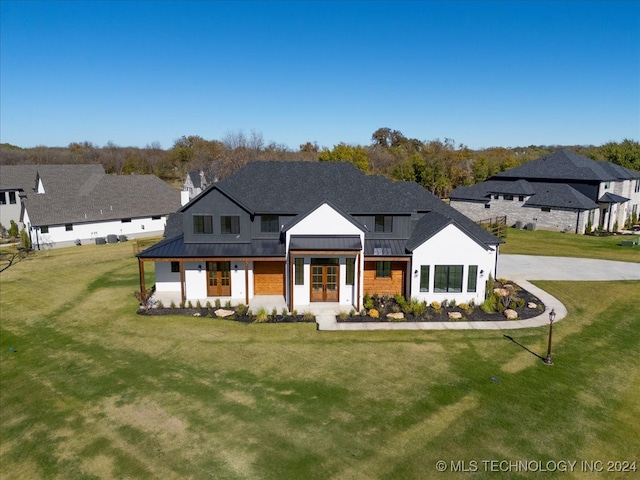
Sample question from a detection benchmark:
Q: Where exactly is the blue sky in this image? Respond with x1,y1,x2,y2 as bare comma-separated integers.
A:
1,0,638,150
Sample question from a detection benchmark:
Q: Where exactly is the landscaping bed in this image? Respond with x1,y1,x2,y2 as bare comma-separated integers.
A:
339,280,544,323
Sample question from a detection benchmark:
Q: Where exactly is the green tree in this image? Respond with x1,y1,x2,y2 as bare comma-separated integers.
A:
599,139,640,171
8,220,19,238
20,228,31,250
319,143,369,172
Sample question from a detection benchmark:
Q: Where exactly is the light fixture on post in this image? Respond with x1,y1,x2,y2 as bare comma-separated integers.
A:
544,308,556,365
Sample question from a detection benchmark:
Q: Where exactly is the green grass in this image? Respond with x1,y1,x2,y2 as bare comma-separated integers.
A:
501,227,640,263
1,240,639,479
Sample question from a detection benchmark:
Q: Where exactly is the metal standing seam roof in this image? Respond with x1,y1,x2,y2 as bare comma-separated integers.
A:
137,235,286,258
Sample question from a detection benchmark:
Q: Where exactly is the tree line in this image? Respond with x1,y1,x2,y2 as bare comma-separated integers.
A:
1,129,638,197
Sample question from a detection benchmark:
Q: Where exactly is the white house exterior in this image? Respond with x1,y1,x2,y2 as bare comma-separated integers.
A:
0,164,181,248
139,161,501,311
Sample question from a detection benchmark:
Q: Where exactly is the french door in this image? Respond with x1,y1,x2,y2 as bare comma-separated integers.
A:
206,261,231,296
310,264,339,302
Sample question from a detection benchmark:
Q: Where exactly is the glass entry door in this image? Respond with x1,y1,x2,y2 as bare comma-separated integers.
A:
310,264,339,302
207,261,231,296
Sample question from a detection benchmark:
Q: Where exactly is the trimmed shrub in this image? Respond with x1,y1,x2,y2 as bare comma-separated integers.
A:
170,300,176,309
368,308,379,318
196,300,202,309
303,311,314,321
430,301,441,312
187,300,193,309
235,304,247,316
206,301,212,309
214,299,221,309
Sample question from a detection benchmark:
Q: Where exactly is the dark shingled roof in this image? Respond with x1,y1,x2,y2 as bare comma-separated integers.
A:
142,161,502,258
493,149,640,182
450,179,536,202
523,183,598,209
598,192,630,204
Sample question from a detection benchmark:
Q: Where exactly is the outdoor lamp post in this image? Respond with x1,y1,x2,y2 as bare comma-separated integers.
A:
544,308,556,365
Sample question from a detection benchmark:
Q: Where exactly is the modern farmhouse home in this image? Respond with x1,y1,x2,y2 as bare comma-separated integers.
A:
0,164,181,248
449,150,640,233
138,161,502,312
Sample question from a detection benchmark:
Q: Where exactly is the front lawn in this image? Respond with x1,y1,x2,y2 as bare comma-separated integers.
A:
1,242,638,479
501,227,640,263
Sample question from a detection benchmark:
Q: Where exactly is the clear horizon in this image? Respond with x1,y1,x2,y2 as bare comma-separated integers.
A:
1,1,638,151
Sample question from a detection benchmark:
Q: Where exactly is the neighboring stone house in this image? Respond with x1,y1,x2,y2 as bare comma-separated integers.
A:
138,161,502,312
183,168,217,201
0,164,181,248
449,150,640,233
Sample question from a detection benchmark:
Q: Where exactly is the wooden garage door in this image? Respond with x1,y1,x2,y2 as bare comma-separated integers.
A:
254,262,285,295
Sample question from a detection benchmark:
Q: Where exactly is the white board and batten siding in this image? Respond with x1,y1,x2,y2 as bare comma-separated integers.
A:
285,203,365,309
410,223,497,305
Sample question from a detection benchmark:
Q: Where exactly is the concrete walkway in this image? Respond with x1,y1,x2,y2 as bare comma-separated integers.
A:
316,255,640,331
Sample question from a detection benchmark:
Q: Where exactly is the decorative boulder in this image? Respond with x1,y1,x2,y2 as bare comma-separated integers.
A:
527,302,537,309
387,312,404,320
504,309,518,320
214,309,234,318
448,311,463,320
494,287,509,297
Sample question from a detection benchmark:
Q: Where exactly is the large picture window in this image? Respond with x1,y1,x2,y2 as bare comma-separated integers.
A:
434,265,463,293
193,215,213,234
374,215,393,233
467,265,478,293
376,261,391,278
260,215,279,233
221,215,240,235
420,265,430,292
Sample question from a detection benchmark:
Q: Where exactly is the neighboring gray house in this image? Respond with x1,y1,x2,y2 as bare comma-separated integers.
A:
450,150,640,233
183,168,217,201
0,164,181,248
138,161,502,312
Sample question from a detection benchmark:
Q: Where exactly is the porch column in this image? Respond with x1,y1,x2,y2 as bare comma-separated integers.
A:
179,260,186,305
289,251,295,312
244,260,249,305
356,252,361,311
138,258,146,295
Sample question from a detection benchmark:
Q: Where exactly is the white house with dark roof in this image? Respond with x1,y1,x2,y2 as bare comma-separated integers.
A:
138,161,502,312
0,164,181,248
450,150,640,233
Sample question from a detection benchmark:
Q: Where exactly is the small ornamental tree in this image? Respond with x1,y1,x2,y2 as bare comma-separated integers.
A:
8,220,19,238
20,229,31,250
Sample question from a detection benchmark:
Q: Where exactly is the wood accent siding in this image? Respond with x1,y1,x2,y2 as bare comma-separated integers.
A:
363,261,405,296
254,262,285,295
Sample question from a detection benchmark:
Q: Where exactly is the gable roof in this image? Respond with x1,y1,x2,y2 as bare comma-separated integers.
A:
405,211,497,252
450,179,536,202
2,164,181,226
493,149,640,182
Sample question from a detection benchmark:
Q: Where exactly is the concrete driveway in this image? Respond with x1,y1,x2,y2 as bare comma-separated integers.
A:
498,255,640,281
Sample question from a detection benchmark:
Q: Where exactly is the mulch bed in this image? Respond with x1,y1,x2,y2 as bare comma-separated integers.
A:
339,282,544,323
138,281,544,324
